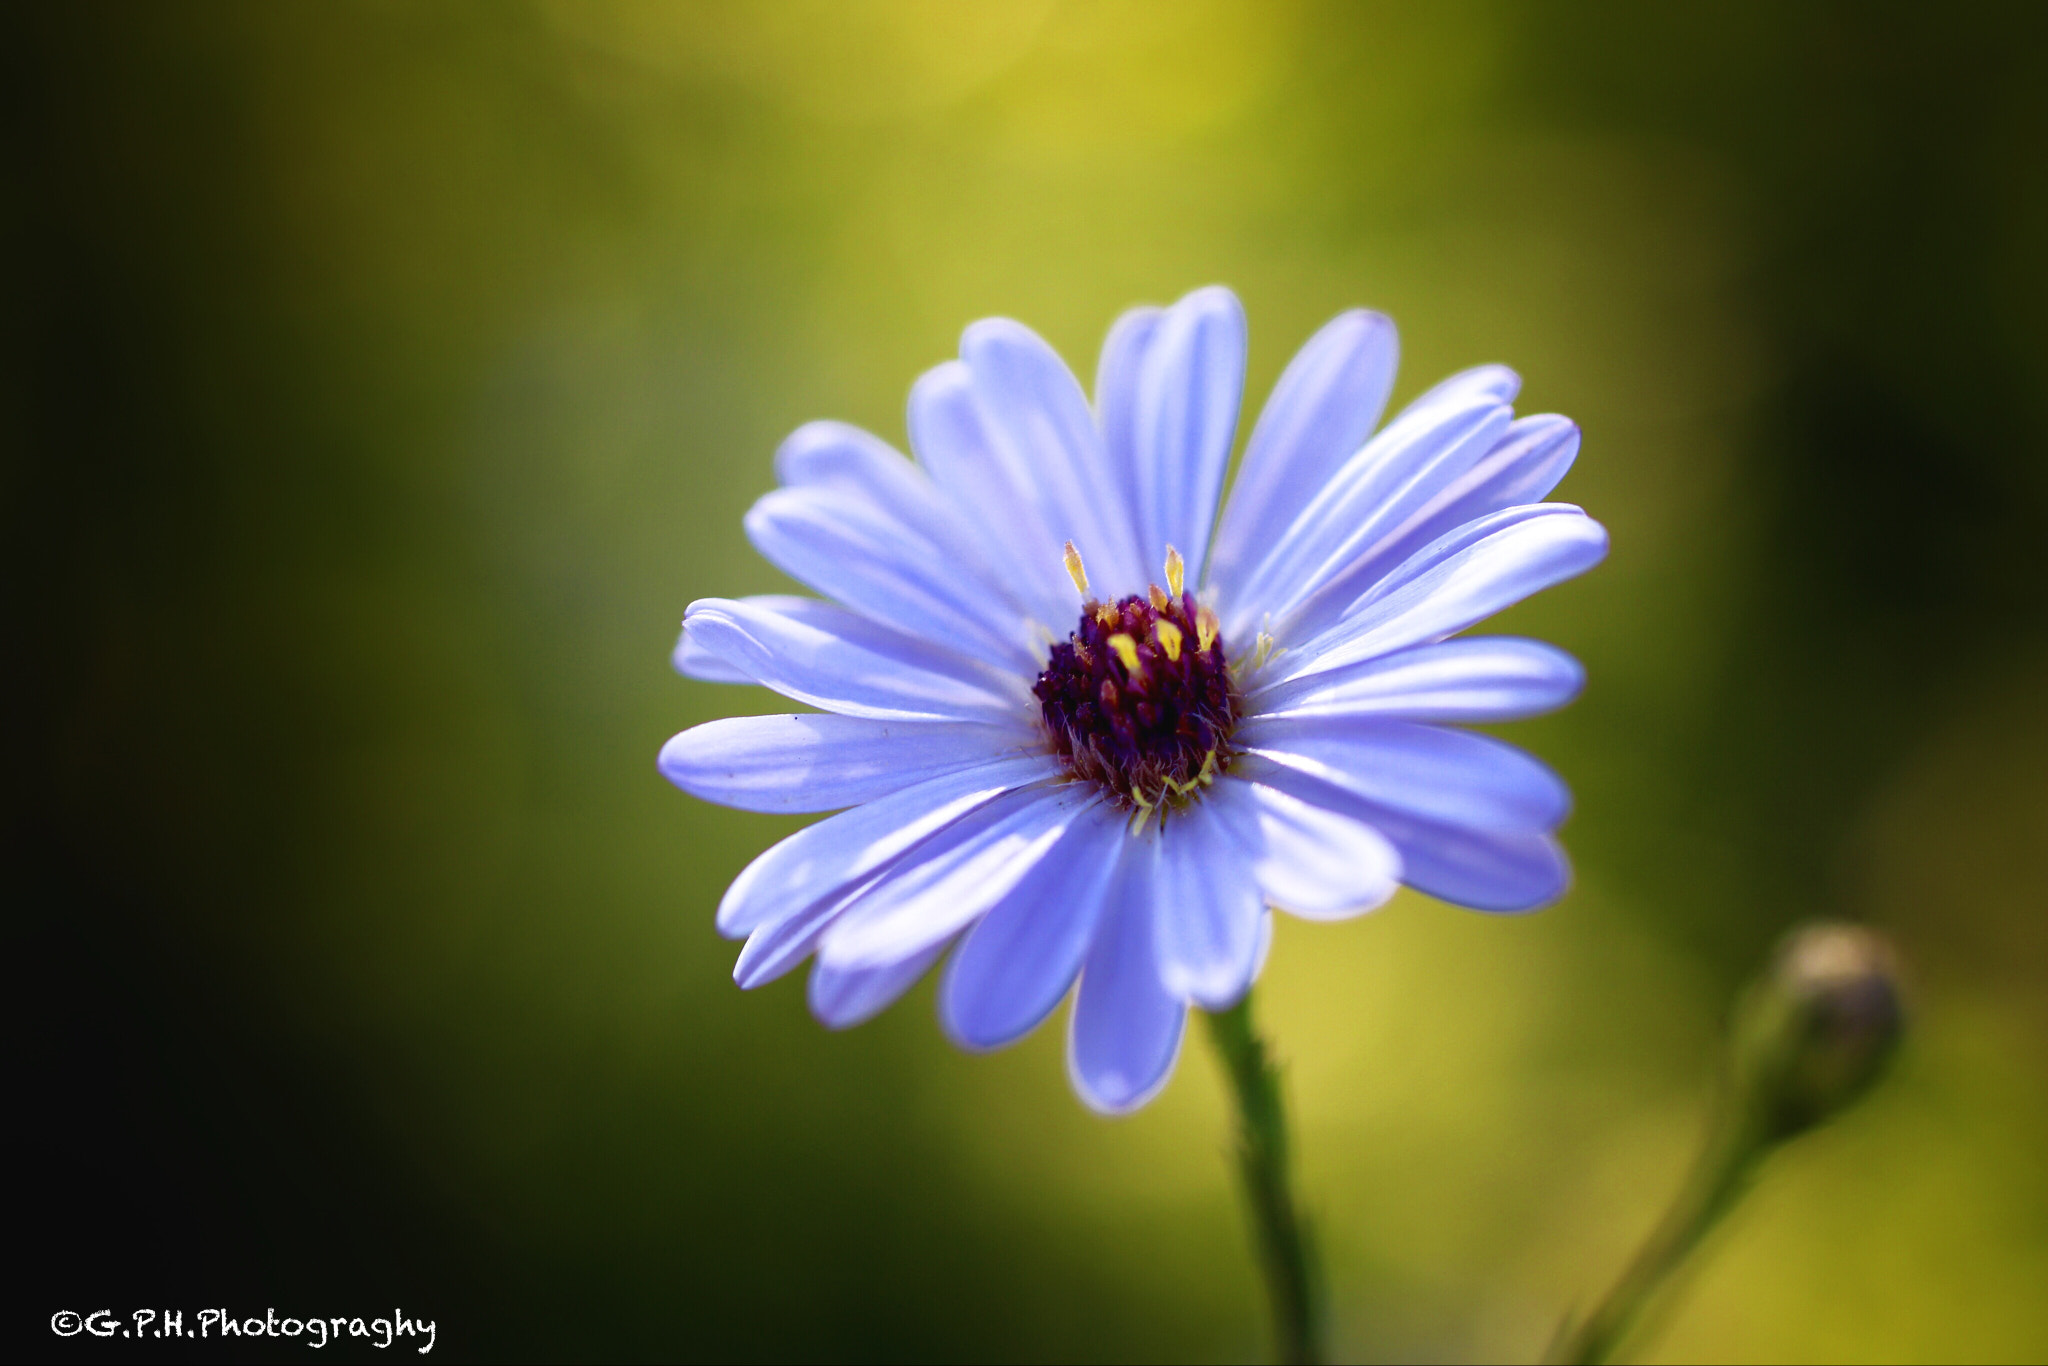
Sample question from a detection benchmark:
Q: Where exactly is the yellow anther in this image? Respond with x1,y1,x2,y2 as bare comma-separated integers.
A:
1062,541,1089,597
1126,791,1158,835
1196,606,1219,654
1154,619,1183,662
1155,750,1221,806
1106,633,1142,674
1095,603,1119,628
1165,545,1185,597
1149,584,1170,611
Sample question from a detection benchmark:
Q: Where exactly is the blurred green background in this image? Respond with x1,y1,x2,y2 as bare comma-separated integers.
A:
13,3,2047,1361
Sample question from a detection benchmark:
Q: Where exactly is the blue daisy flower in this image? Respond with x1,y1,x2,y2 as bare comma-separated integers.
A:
662,286,1606,1114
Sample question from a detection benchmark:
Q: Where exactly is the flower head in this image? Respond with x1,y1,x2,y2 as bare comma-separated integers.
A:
661,287,1606,1112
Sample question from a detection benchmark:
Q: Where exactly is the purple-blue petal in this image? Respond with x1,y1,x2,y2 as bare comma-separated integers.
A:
808,939,952,1030
716,753,1059,940
1094,303,1165,558
1237,716,1571,830
1224,393,1512,644
744,484,1038,673
1128,286,1245,588
1243,754,1571,912
938,801,1127,1051
1068,843,1188,1115
1209,309,1398,600
659,714,1030,815
734,884,863,989
817,783,1099,972
1151,806,1266,1010
673,620,757,683
1276,414,1581,643
1204,776,1402,921
683,596,1028,723
1251,636,1585,723
961,318,1149,596
1256,505,1607,688
908,361,1078,628
1403,363,1521,410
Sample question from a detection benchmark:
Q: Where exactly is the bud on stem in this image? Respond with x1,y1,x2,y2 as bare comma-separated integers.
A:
1547,922,1906,1364
1730,923,1905,1143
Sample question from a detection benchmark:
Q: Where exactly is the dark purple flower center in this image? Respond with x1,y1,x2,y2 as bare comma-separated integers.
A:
1033,586,1242,808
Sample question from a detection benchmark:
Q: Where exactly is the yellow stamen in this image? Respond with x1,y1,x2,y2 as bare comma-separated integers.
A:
1062,541,1089,597
1106,633,1142,673
1154,619,1183,662
1149,584,1170,611
1126,790,1157,835
1164,545,1185,597
1196,606,1219,654
1157,750,1221,804
1095,603,1119,628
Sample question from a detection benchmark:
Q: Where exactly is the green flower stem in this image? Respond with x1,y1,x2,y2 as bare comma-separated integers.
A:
1545,1090,1769,1365
1206,993,1326,1366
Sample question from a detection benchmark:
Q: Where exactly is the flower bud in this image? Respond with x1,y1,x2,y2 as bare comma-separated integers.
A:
1729,922,1906,1143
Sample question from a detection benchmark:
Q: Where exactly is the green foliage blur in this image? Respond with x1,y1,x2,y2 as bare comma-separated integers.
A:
14,4,2046,1360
